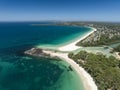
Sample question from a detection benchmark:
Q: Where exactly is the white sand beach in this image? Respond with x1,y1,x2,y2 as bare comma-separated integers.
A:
58,27,96,51
43,50,98,90
42,27,98,90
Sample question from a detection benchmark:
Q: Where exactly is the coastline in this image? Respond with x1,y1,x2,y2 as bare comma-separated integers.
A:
26,26,98,90
58,27,96,51
43,50,98,90
42,27,98,90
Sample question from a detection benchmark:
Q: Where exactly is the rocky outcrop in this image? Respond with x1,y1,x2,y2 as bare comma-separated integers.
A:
24,48,50,58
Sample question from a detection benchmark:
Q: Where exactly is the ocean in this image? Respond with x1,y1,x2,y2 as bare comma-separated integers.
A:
0,22,91,90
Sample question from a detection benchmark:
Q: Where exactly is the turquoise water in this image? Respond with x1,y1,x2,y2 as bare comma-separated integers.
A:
0,22,91,90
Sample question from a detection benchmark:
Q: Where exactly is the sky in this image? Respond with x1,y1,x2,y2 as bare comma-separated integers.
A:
0,0,120,22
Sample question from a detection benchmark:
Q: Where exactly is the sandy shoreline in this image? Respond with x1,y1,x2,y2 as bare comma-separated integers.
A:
43,50,98,90
42,27,98,90
58,27,96,51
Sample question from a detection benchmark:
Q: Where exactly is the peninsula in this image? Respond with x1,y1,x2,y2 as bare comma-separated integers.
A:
25,22,120,90
25,25,98,90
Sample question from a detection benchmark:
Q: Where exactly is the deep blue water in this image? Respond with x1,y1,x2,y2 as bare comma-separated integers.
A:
0,22,91,90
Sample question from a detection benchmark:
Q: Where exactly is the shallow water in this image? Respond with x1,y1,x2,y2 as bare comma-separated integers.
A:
0,22,91,90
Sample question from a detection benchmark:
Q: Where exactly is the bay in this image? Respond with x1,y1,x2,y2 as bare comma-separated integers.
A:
0,22,91,90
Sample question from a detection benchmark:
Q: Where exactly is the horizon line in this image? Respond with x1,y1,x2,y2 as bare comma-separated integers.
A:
0,20,120,23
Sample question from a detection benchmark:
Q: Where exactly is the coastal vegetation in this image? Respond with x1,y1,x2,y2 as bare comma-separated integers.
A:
77,34,120,46
68,51,120,90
